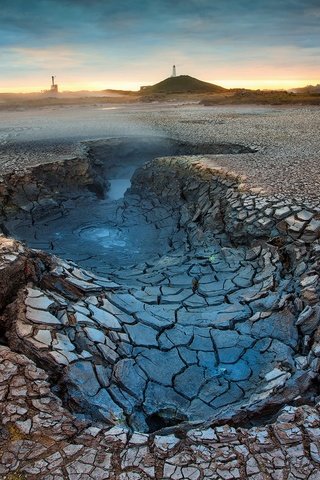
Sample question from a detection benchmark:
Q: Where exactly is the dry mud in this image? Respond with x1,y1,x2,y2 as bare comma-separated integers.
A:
0,104,319,479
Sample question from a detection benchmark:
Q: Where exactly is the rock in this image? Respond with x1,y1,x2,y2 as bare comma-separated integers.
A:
113,359,147,400
52,333,75,352
84,327,106,343
25,294,55,310
274,207,291,220
68,361,100,396
34,329,52,346
296,210,314,222
136,349,184,386
174,365,206,399
98,344,118,364
301,275,319,288
125,323,158,347
265,367,287,382
154,435,180,452
89,305,123,331
295,306,320,335
26,307,61,325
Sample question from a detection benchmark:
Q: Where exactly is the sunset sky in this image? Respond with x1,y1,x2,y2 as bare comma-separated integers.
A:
1,0,319,92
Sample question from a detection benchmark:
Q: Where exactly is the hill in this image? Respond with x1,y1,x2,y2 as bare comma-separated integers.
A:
290,84,320,94
140,75,226,94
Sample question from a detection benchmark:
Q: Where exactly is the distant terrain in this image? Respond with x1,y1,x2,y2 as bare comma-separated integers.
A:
200,88,320,106
140,75,226,94
0,91,139,110
290,84,320,94
1,77,320,109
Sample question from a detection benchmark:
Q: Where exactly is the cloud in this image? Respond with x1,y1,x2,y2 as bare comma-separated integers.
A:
0,0,319,90
1,0,320,46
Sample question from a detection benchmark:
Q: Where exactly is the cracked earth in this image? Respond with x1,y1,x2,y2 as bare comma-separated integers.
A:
0,106,320,479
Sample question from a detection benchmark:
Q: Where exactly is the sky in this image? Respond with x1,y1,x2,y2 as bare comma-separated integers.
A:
0,0,319,92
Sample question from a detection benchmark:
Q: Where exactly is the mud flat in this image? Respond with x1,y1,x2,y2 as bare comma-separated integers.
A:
1,103,320,200
0,104,320,478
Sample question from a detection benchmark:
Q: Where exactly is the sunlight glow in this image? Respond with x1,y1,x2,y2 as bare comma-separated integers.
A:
1,77,318,94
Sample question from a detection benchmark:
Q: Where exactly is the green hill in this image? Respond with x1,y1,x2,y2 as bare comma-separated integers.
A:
140,75,226,94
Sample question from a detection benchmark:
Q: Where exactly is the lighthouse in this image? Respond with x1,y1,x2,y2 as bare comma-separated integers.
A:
172,65,177,78
50,76,58,94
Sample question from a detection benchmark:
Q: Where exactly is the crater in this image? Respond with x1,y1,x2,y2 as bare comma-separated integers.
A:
0,136,316,434
4,135,255,272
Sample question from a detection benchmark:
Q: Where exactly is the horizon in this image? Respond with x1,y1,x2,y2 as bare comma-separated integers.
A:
0,76,319,95
1,0,319,94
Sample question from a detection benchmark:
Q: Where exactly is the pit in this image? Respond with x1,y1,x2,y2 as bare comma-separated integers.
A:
0,136,316,434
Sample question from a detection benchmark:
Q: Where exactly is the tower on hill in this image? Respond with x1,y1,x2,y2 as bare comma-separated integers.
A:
50,76,58,94
172,65,176,78
42,76,59,95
